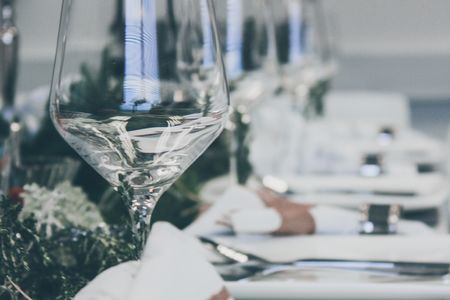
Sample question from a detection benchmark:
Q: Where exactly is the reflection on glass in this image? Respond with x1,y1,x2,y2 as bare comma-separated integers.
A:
270,0,336,118
214,0,278,184
50,0,229,254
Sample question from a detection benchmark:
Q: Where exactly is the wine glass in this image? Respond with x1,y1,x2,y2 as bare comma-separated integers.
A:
298,0,336,118
213,0,278,184
270,0,335,118
247,0,336,177
50,0,229,253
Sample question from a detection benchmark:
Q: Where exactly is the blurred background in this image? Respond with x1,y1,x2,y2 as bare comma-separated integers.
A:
15,0,450,142
2,1,450,298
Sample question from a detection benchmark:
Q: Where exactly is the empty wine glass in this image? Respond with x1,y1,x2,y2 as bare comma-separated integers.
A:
270,0,335,118
50,0,229,253
213,0,278,184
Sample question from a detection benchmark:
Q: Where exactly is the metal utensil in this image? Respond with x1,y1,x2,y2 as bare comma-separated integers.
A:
200,236,450,277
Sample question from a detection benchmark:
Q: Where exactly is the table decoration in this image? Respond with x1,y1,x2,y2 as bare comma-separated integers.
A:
0,190,135,300
18,182,104,237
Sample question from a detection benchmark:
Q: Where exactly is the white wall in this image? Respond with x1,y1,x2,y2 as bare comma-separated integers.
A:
16,0,61,61
323,0,450,56
322,0,450,99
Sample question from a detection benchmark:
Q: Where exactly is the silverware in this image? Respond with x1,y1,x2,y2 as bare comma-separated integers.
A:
200,236,450,278
259,175,416,197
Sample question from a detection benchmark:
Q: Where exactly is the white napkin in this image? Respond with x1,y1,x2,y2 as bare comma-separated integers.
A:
75,222,232,300
189,185,434,237
310,206,360,235
186,185,285,236
185,185,268,236
230,208,282,234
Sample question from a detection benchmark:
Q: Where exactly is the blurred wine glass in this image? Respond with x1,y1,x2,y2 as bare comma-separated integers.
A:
248,0,338,177
10,156,81,189
50,0,229,253
213,0,278,184
270,0,336,118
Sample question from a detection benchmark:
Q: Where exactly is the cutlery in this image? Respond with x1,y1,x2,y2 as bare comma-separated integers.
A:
199,236,450,277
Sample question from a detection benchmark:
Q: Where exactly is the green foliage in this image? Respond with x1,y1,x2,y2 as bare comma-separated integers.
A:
0,196,135,300
304,79,331,119
67,49,124,115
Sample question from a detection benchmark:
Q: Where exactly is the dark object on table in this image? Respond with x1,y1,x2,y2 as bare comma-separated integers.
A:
360,153,383,177
417,163,435,174
359,204,402,235
378,126,395,145
403,208,438,227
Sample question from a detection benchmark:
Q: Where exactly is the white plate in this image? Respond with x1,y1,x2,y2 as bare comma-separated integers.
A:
220,235,450,299
227,280,450,299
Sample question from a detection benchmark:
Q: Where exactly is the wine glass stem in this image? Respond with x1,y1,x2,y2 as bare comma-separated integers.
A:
128,190,159,257
228,110,240,185
228,109,251,185
229,130,239,185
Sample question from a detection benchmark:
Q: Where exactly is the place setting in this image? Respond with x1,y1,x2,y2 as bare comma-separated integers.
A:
1,0,450,299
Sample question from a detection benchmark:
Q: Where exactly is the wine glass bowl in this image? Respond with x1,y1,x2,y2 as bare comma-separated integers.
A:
213,0,278,184
215,0,277,109
270,0,334,117
50,0,229,252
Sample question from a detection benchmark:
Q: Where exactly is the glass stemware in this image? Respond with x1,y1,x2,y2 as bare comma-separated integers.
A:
50,0,229,253
248,0,337,177
270,0,335,118
213,0,278,184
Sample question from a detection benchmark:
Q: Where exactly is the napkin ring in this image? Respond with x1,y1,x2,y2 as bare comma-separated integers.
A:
359,204,402,235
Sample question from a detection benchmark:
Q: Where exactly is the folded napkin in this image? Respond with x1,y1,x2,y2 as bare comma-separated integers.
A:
75,222,232,300
230,208,282,234
185,185,269,236
187,185,286,236
188,185,434,237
